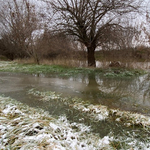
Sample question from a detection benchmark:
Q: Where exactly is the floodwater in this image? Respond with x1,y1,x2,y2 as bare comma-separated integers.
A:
1,72,150,115
0,72,150,137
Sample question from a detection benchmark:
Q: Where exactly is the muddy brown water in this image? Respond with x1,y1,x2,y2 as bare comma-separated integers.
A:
0,72,150,138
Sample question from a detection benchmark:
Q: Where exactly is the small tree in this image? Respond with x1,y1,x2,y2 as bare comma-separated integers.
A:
49,0,143,67
0,0,40,63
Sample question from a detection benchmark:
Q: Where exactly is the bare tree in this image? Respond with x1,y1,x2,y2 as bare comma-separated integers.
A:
0,0,40,63
100,24,139,50
37,30,77,59
48,0,143,67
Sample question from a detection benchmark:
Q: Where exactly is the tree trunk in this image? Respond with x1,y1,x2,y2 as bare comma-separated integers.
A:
87,45,96,67
33,51,40,65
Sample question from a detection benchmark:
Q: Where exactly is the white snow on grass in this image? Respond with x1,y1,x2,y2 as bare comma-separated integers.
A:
0,95,113,150
1,91,150,149
27,89,150,149
28,89,109,121
28,89,150,127
0,61,35,73
0,61,13,68
0,61,21,72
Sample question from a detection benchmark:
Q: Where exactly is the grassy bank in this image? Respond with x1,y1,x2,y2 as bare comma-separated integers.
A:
0,61,146,78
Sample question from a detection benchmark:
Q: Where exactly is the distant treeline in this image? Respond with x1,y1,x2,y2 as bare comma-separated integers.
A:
95,47,150,62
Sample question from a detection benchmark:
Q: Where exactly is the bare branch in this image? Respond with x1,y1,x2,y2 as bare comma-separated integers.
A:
45,0,143,67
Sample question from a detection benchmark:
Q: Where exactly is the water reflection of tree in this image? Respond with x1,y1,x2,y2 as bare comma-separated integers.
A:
82,73,100,103
81,73,150,109
18,72,150,109
82,73,124,104
137,74,150,104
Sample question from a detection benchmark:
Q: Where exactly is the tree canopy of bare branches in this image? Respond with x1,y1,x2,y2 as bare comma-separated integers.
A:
0,0,40,63
49,0,143,67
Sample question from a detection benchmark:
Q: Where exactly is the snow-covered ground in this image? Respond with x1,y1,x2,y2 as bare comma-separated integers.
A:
0,96,112,150
1,93,150,149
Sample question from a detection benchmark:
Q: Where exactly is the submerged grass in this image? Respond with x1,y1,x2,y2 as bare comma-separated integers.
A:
27,89,150,149
28,89,150,128
0,61,146,78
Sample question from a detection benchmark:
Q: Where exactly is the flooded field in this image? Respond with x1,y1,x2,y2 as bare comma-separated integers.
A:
1,72,150,115
0,61,150,149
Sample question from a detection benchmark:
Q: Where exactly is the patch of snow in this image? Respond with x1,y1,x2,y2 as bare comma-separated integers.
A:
32,122,40,128
50,122,59,131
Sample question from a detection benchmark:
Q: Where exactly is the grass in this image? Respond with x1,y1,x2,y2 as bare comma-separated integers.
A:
1,94,150,149
27,89,150,149
28,88,150,128
0,95,113,150
0,61,146,78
